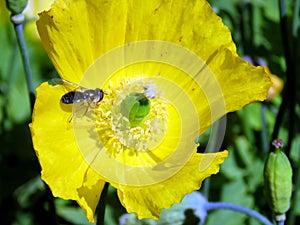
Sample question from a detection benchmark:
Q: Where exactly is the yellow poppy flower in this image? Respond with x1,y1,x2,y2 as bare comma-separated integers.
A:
29,0,271,222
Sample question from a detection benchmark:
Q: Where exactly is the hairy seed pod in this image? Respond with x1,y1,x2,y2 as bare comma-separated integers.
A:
264,149,292,215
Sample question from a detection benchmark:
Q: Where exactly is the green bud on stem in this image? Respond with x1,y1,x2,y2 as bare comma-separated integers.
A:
264,147,292,216
5,0,28,15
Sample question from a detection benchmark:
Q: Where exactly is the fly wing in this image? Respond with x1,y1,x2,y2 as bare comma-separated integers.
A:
52,78,86,92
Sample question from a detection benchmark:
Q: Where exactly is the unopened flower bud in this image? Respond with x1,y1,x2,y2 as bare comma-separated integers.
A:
264,148,292,215
5,0,27,15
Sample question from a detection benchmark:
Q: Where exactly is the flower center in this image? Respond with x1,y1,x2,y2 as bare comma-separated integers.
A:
95,78,168,152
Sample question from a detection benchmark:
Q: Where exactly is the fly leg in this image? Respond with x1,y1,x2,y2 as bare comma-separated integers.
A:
68,102,86,123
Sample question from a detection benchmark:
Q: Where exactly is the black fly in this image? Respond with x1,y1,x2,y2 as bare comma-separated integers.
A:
53,78,104,121
53,78,104,104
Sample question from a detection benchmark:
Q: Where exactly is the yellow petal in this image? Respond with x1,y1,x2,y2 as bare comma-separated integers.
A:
30,83,81,198
73,61,224,186
208,47,271,112
116,150,228,219
77,170,106,223
37,0,236,83
34,0,271,221
37,0,270,130
30,82,105,222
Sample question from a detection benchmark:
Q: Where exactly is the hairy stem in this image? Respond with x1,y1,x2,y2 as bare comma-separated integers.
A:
12,15,36,111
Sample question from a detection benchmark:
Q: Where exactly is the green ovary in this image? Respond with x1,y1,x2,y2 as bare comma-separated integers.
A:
95,78,168,153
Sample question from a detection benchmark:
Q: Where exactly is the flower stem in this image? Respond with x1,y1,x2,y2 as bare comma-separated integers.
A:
272,0,296,153
286,0,300,224
96,182,109,225
205,202,273,225
11,14,36,111
202,116,226,197
261,103,269,155
292,0,300,37
45,185,59,225
287,158,300,225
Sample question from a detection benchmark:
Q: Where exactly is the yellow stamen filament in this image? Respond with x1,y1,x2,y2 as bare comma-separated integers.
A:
95,78,168,154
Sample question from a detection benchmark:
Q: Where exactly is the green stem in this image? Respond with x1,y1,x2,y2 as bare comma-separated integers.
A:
261,103,269,155
45,185,59,225
287,1,300,224
274,1,299,224
12,14,36,111
96,182,109,225
287,160,300,225
202,116,226,198
272,0,295,153
292,0,300,36
205,202,273,225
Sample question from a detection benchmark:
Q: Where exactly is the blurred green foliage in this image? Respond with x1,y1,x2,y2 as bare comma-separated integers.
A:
0,0,300,225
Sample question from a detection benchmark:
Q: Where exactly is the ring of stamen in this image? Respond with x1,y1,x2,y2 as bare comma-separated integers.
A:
95,77,168,154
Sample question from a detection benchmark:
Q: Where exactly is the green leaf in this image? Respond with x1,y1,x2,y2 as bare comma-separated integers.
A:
56,199,95,225
221,150,246,179
14,176,45,208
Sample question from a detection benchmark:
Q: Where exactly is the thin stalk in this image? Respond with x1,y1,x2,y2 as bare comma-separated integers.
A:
271,92,287,142
273,1,298,225
292,0,300,36
96,182,109,225
205,202,273,225
202,116,226,198
12,16,36,111
272,0,296,154
45,185,59,225
287,159,300,225
287,0,300,224
261,103,269,155
202,178,211,199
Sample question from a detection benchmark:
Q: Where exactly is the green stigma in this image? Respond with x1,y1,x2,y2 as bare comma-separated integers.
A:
120,92,151,127
95,78,168,151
